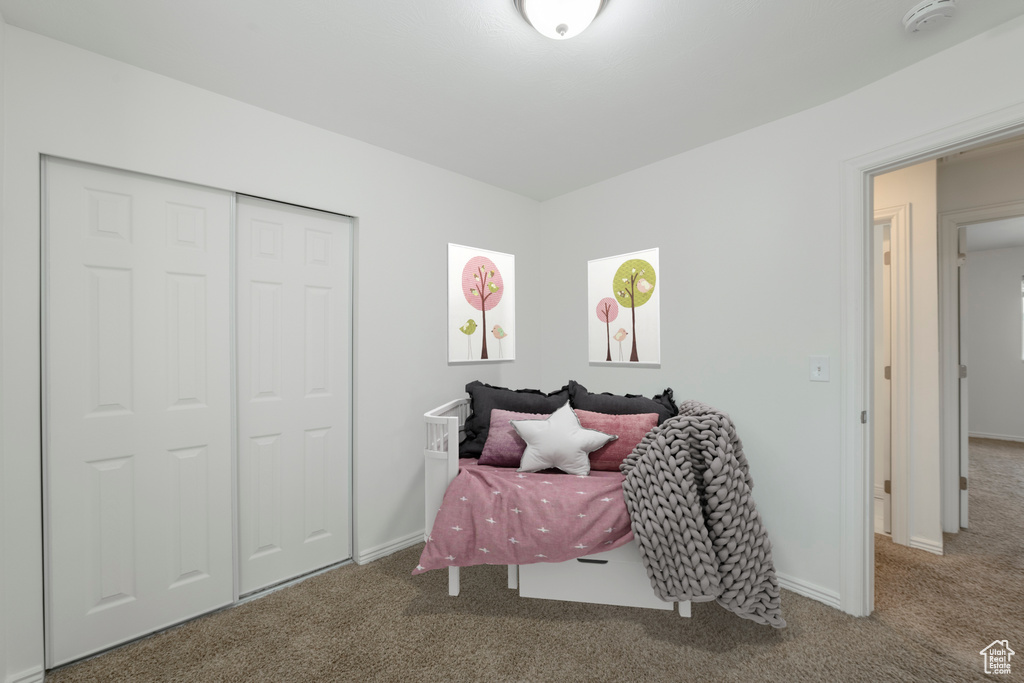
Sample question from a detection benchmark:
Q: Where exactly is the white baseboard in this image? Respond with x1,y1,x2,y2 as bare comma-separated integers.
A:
969,431,1024,444
356,530,423,565
7,666,45,683
776,572,841,610
910,536,944,555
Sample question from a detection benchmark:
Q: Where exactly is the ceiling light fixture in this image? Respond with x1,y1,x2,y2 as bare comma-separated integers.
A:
513,0,608,40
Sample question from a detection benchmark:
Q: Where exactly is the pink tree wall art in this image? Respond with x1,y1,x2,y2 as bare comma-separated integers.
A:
462,256,503,360
595,297,619,362
448,244,515,363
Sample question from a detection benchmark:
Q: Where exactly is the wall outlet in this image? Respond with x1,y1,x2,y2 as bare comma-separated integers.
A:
810,355,830,382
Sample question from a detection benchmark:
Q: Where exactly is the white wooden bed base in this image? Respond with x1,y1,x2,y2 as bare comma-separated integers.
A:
424,398,690,617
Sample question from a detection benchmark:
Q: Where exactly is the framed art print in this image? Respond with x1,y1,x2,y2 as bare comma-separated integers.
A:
588,248,660,367
448,244,515,363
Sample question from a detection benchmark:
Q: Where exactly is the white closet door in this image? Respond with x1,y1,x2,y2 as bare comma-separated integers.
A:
44,158,233,666
237,196,352,594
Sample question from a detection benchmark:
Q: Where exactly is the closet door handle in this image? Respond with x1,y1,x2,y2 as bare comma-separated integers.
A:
576,558,608,565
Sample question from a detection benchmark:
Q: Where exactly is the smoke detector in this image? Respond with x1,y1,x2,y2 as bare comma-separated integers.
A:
903,0,956,33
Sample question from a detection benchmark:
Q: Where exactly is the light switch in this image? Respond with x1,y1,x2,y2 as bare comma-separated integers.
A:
809,355,830,382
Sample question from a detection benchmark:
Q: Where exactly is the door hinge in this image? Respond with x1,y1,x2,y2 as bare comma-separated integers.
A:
957,253,966,267
884,365,891,380
861,411,868,424
884,480,891,495
884,250,891,266
960,476,968,491
959,364,967,379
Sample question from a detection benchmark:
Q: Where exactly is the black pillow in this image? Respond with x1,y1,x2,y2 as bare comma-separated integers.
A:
460,381,572,457
567,380,677,425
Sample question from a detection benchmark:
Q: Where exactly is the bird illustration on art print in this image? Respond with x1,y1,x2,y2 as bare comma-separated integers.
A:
491,324,508,358
459,319,477,360
613,328,629,361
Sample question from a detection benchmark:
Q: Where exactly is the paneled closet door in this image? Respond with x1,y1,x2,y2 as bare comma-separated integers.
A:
236,196,352,594
44,158,234,666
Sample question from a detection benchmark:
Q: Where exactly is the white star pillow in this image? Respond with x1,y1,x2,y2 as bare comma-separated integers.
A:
511,402,617,476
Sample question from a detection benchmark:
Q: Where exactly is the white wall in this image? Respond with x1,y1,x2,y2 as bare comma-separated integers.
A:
873,161,943,553
939,142,1024,212
0,27,543,679
537,15,1024,599
965,246,1024,441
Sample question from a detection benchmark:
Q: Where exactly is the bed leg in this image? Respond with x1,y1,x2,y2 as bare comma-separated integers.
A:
507,565,518,590
677,601,691,618
448,566,460,597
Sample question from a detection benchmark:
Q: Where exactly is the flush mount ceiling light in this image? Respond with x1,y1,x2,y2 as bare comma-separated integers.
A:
514,0,608,40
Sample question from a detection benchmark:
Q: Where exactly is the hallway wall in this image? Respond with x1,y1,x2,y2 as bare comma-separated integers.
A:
964,246,1024,441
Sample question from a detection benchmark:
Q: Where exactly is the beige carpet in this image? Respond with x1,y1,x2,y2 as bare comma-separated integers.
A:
48,438,1023,682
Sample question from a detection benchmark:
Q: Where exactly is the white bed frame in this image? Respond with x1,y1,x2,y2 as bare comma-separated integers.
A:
424,398,690,617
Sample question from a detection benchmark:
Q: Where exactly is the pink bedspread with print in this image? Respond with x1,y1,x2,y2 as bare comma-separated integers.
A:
414,460,633,574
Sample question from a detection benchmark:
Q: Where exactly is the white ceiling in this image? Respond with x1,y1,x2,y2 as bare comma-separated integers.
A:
964,216,1024,252
2,0,1024,201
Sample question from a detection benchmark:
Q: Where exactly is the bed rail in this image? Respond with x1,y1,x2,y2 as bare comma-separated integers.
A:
423,398,469,466
423,398,470,505
424,399,470,595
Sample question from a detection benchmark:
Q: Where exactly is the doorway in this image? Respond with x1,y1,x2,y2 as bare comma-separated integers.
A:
840,110,1024,618
870,142,1024,588
939,200,1024,533
870,163,934,556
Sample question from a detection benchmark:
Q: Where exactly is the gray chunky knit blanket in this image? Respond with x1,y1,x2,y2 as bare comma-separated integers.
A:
620,400,786,628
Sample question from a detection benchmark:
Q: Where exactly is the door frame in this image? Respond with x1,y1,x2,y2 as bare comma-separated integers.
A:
872,205,910,546
839,104,1024,617
937,199,1024,532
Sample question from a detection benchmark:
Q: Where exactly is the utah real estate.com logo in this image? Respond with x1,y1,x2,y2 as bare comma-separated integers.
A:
980,640,1014,675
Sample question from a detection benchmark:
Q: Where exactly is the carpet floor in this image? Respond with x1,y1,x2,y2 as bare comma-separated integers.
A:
48,438,1023,682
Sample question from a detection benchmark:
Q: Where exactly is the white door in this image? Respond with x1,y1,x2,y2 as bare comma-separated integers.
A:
44,158,234,666
958,227,970,528
873,222,892,534
236,196,352,595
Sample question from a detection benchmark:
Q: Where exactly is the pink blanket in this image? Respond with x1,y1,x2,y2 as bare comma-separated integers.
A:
414,460,633,574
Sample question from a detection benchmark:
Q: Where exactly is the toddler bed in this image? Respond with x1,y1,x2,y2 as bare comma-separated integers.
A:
416,381,786,628
419,395,685,615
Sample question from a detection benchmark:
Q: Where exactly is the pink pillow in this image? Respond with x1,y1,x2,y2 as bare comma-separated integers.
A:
479,409,551,467
575,409,659,471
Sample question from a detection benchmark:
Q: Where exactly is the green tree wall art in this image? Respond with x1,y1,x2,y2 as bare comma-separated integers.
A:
448,244,515,363
613,258,656,362
588,248,660,366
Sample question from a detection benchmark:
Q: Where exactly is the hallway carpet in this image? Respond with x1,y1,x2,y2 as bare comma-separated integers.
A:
48,439,1023,682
